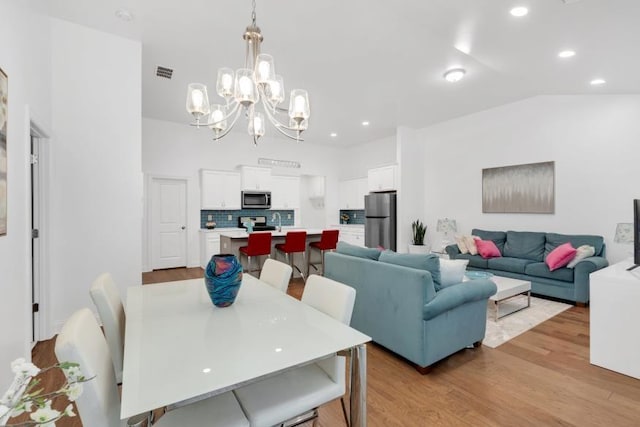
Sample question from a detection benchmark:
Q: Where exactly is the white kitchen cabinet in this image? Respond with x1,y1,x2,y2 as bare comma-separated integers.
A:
368,165,397,192
200,170,241,209
337,226,365,248
338,178,367,209
240,166,272,191
200,230,222,268
271,175,300,209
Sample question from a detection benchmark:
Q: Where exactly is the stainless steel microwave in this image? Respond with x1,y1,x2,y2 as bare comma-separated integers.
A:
241,191,271,209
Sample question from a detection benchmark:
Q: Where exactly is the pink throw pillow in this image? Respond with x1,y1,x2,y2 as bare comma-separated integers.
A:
476,239,502,259
545,243,577,271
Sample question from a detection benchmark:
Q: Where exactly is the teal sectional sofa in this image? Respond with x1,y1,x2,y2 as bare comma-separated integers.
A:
445,229,609,304
324,244,496,372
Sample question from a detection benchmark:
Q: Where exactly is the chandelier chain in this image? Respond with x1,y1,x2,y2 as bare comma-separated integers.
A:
251,0,257,26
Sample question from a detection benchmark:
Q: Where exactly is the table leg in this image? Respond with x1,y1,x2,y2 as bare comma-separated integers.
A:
350,344,367,427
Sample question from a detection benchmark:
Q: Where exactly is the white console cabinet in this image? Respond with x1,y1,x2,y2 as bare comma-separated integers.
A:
590,258,640,379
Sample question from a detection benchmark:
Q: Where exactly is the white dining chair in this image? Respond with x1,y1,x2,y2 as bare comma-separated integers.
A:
55,308,250,427
233,274,356,427
89,273,125,384
259,258,293,293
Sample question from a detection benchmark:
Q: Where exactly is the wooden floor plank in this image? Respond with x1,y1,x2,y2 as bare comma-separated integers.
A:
19,268,640,426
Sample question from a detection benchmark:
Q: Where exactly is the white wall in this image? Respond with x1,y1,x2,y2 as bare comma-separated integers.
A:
396,127,425,252
339,135,397,180
142,118,343,270
49,19,142,334
420,95,640,263
0,1,52,388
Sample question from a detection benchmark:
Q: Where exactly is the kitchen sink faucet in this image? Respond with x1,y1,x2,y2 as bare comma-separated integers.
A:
272,212,282,232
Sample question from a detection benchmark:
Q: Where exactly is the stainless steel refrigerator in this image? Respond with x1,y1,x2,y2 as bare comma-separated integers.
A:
365,192,397,251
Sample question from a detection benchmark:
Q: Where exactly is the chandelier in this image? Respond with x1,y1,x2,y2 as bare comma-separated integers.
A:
185,0,310,144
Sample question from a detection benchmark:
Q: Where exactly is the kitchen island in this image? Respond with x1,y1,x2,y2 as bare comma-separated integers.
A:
219,228,326,277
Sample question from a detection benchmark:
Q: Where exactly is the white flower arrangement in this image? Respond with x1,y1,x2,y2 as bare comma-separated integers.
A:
0,358,91,426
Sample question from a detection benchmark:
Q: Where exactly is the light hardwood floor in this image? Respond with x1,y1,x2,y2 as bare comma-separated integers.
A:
24,268,640,426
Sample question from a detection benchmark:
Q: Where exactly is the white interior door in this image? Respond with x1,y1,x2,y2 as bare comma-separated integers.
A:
30,135,40,343
151,178,187,269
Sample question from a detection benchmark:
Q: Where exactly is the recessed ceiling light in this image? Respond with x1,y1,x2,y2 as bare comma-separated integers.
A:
590,78,606,86
443,68,466,83
115,9,134,22
510,6,529,17
362,121,370,126
330,132,337,137
558,50,576,58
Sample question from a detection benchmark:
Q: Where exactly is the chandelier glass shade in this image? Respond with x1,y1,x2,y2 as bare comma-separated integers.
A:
185,1,310,144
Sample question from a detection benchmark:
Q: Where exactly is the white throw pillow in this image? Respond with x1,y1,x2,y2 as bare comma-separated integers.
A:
567,245,596,268
455,235,469,254
464,235,478,255
440,259,470,287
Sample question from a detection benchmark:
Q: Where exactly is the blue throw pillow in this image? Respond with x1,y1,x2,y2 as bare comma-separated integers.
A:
378,250,441,289
336,241,382,260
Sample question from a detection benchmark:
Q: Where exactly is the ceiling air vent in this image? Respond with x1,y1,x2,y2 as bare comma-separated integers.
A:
156,66,173,79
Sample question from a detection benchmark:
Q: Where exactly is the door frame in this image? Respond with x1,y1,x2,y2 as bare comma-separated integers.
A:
146,174,190,271
27,106,51,344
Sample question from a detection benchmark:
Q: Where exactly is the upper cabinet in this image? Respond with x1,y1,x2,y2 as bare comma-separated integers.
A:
240,166,272,191
339,177,367,210
368,165,397,192
200,170,241,209
271,175,301,209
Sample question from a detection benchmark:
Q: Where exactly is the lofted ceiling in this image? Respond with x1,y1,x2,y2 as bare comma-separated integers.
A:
40,0,640,146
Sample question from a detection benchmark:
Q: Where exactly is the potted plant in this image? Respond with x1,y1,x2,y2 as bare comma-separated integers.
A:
408,219,430,254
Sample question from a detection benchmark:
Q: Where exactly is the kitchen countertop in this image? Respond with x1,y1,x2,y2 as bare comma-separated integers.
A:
220,228,325,239
331,224,365,228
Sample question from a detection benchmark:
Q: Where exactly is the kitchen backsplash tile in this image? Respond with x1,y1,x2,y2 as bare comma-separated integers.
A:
339,209,365,225
201,209,295,229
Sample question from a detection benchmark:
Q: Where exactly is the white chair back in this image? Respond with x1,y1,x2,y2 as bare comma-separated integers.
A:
90,273,126,383
55,308,121,427
301,275,356,325
259,259,293,293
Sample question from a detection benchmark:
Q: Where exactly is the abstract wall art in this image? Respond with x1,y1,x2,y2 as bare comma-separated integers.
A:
482,161,555,214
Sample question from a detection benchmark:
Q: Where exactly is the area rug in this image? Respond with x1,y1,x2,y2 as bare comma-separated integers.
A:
483,296,572,348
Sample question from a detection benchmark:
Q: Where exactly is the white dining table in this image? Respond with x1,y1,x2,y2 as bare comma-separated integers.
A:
120,274,371,426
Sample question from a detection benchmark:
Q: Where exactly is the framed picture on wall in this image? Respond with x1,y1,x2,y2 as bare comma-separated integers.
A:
0,67,7,235
482,161,555,214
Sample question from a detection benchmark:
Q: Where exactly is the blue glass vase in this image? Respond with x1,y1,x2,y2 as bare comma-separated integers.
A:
204,254,243,307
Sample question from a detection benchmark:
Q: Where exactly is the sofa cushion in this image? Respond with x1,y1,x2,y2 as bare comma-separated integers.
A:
545,233,605,258
545,243,577,271
440,259,469,288
336,241,381,260
487,257,536,274
471,229,507,253
455,254,488,269
524,262,574,283
476,240,502,259
567,245,596,268
503,231,546,261
378,250,441,289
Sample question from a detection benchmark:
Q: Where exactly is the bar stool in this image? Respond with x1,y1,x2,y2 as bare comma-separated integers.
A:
275,231,307,281
307,229,339,276
239,232,272,275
